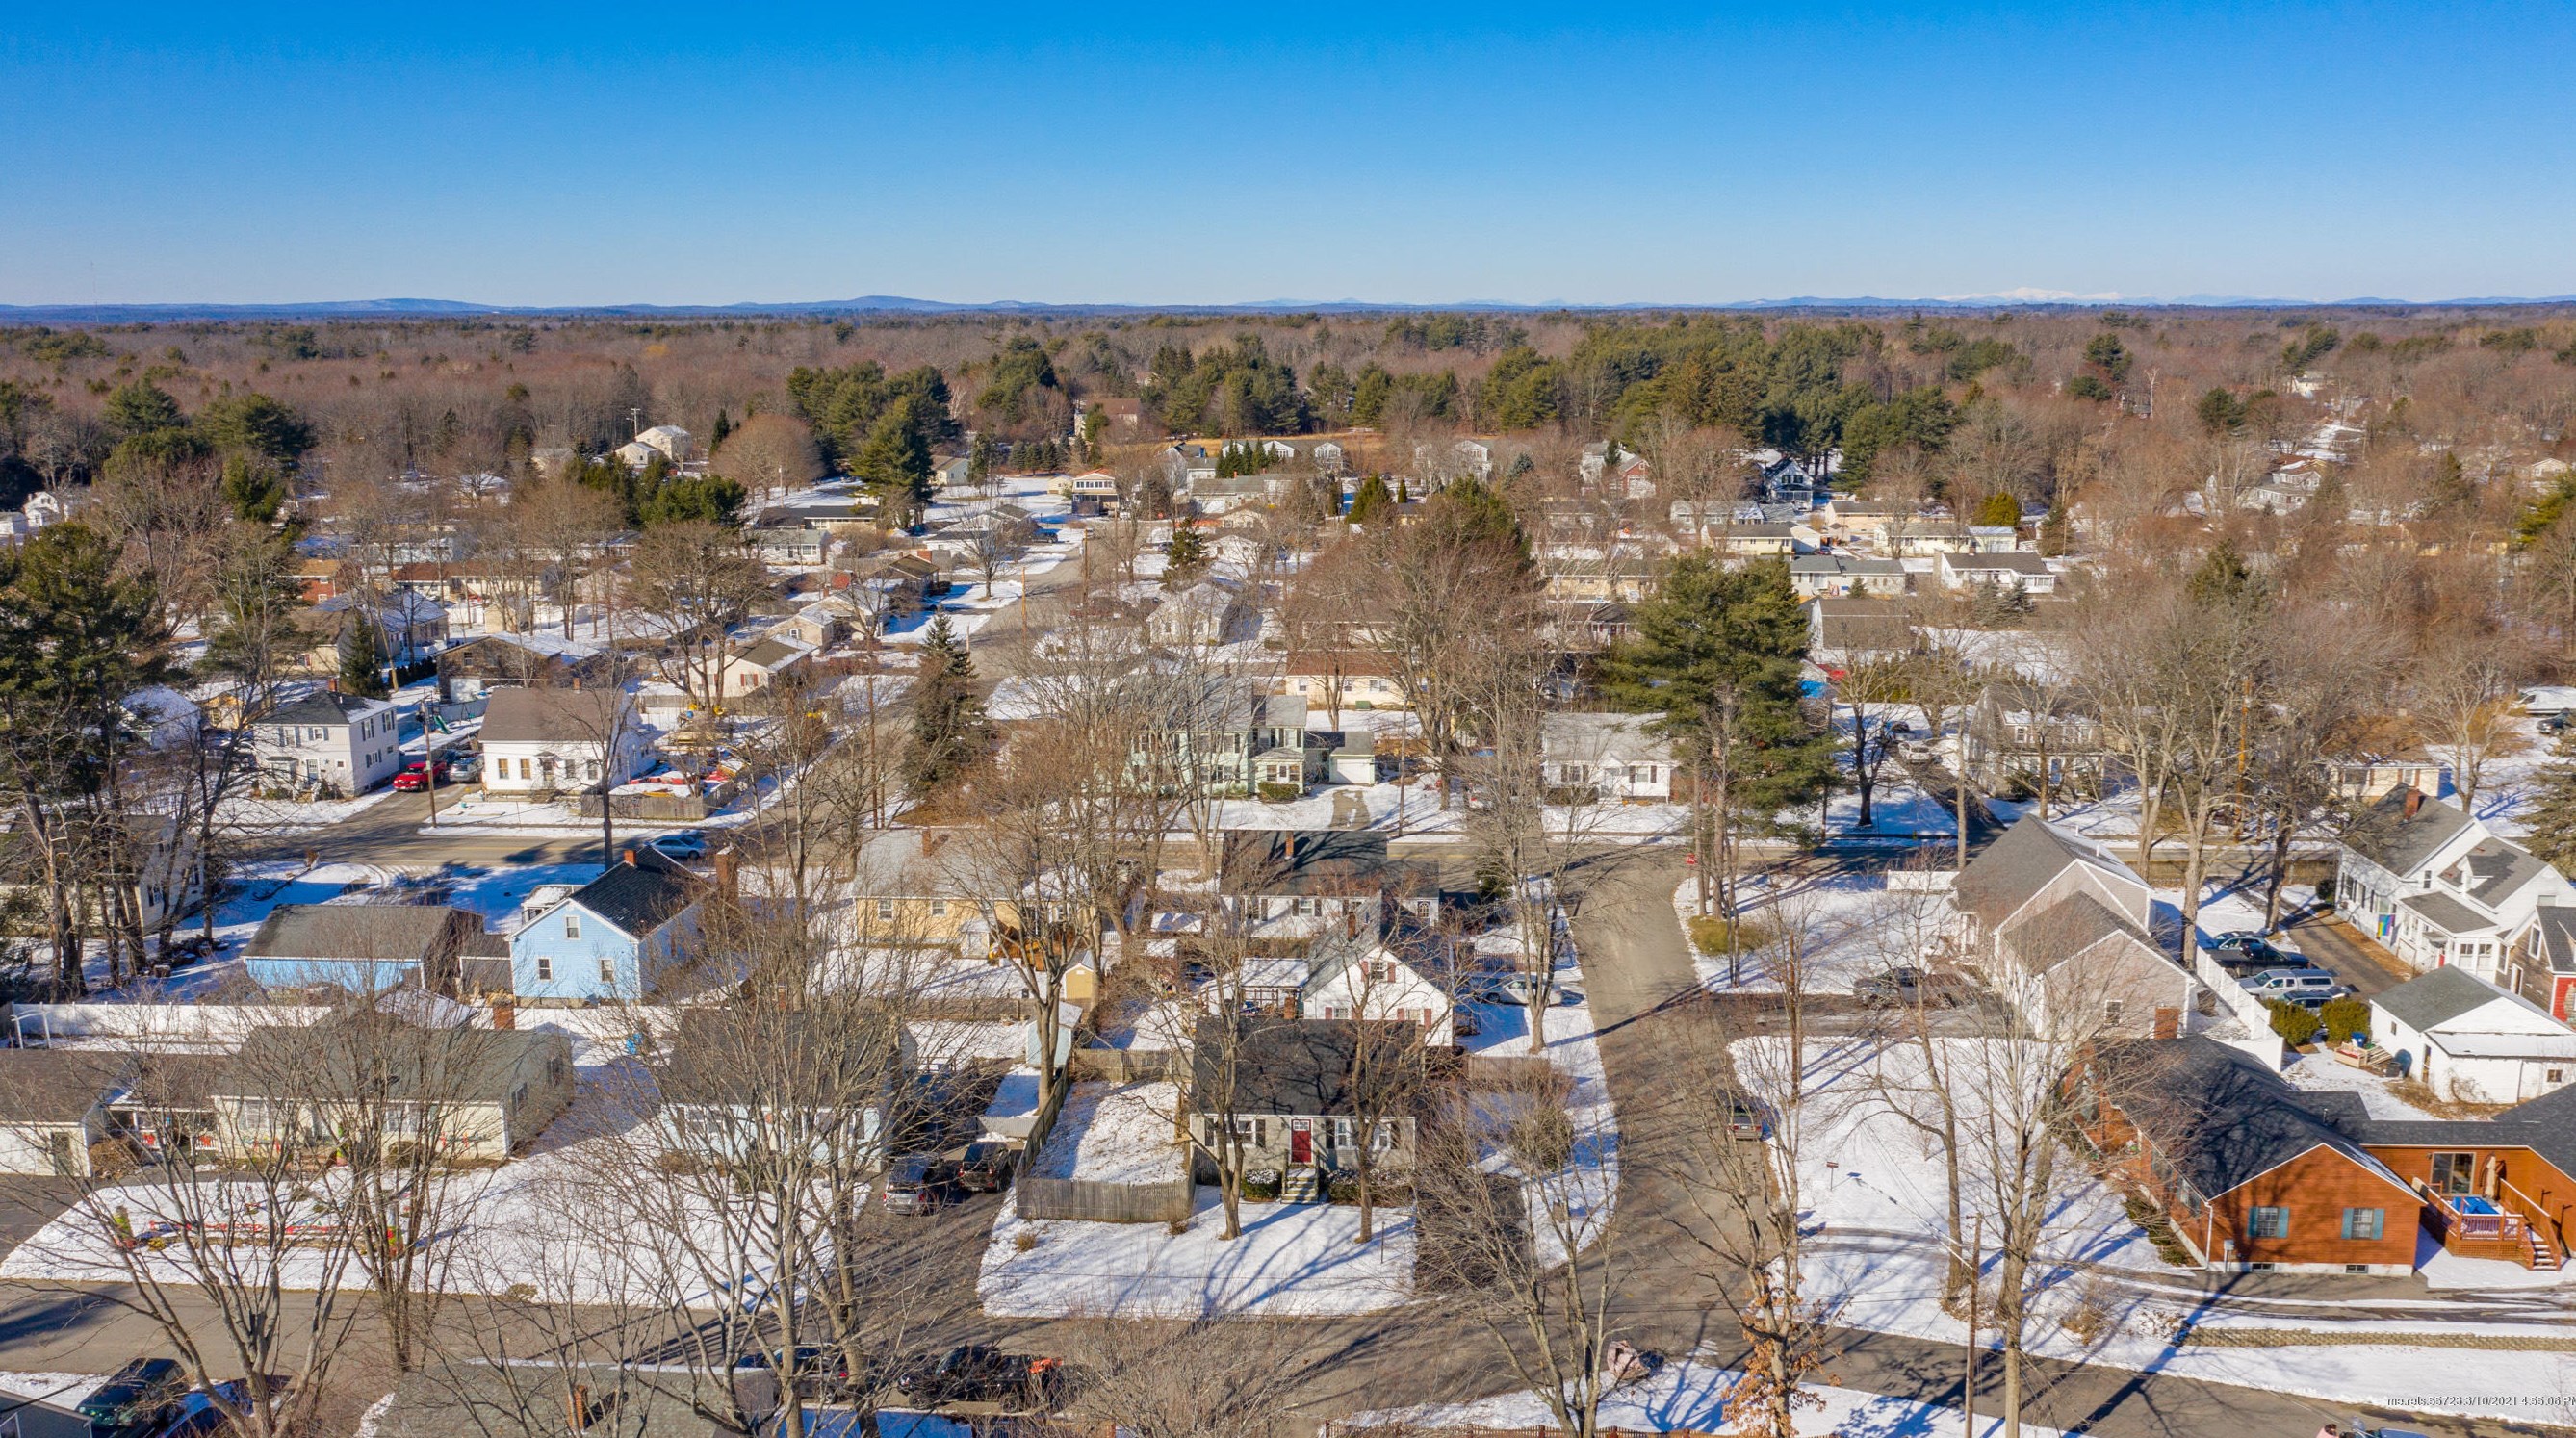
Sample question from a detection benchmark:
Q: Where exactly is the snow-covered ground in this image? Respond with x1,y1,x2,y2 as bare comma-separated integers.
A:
1678,871,1950,995
1465,913,1618,1264
2279,1050,2441,1121
1346,1358,2074,1437
1759,1035,2576,1425
978,1191,1414,1319
1032,1082,1186,1186
1207,779,1687,838
218,786,400,831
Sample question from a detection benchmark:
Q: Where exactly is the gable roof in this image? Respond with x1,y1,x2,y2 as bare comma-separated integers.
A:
1192,1015,1429,1117
2374,965,2563,1035
0,1049,122,1124
270,689,396,727
244,904,478,963
2094,1038,2413,1203
478,687,631,746
1954,816,2143,934
2010,890,2154,970
2342,787,2479,877
2534,909,2576,974
2453,838,2555,907
559,848,706,939
1220,829,1392,898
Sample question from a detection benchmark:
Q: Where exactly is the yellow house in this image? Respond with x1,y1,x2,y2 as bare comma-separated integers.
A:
848,828,1093,956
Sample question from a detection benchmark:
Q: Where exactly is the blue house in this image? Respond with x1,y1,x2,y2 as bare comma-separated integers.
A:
510,847,708,1002
243,903,497,993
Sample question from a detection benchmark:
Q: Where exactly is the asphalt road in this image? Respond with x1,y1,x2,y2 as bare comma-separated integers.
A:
2285,908,2417,1000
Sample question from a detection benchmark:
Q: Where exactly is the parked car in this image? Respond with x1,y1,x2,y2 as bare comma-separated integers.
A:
1723,1095,1769,1142
1854,966,1948,1008
147,1388,255,1438
881,1153,952,1214
948,1140,1020,1194
894,1344,1070,1409
1483,974,1580,1007
2208,936,2293,970
2543,711,2573,736
2240,967,2346,1007
390,759,451,792
653,829,713,860
80,1359,187,1437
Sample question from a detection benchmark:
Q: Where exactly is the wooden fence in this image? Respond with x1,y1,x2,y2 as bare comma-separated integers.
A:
1069,1046,1183,1083
1014,1170,1194,1224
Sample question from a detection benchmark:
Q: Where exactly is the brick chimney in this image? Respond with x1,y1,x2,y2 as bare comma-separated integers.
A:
713,846,738,899
490,996,516,1031
2404,787,2423,819
620,846,636,867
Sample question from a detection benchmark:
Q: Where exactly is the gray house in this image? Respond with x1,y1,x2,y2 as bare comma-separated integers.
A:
1190,1015,1430,1185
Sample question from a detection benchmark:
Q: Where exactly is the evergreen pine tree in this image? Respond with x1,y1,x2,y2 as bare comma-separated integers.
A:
338,616,391,699
2523,735,2576,874
1164,526,1209,578
1348,474,1395,526
711,407,734,449
904,617,990,792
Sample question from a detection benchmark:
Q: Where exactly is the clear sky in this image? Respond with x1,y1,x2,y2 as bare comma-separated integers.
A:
3,3,2570,307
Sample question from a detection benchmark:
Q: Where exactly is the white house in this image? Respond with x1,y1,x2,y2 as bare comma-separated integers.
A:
1540,712,1672,802
478,687,651,798
2334,788,2573,979
614,425,695,468
1936,551,2058,595
1148,579,1251,648
255,689,405,796
1789,553,1908,599
1953,817,2185,1040
1301,924,1455,1047
2371,967,2576,1104
715,636,817,699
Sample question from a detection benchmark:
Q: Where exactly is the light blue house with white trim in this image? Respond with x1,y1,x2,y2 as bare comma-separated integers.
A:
243,903,496,993
509,848,708,1002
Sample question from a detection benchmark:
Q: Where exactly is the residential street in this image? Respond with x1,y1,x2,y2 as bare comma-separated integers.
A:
0,842,2525,1437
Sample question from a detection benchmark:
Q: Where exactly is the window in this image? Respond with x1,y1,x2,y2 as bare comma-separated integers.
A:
876,899,896,922
930,899,948,917
1294,897,1320,917
599,957,616,985
1331,1117,1354,1148
2341,1207,2384,1241
1367,960,1394,984
2248,1206,2290,1240
2552,1068,2567,1085
534,955,554,982
565,912,580,940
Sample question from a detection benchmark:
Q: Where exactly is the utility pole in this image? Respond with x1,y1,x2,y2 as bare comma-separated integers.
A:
418,696,442,828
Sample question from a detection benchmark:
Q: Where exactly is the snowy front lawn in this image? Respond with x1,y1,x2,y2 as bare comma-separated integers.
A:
1346,1357,2074,1437
1031,1082,1186,1186
1759,1036,2576,1425
978,1190,1414,1319
1676,871,1951,995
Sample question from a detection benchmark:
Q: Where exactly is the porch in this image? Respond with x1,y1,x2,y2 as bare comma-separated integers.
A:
2419,1181,2563,1271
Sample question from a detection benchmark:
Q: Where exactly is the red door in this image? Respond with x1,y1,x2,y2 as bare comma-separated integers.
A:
1289,1121,1313,1164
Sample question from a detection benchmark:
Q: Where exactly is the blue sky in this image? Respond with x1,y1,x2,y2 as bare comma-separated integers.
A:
3,4,2569,306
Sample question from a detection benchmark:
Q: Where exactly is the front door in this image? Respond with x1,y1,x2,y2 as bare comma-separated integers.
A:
1288,1120,1312,1165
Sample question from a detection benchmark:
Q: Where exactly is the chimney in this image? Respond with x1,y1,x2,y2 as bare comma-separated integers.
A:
621,847,637,867
490,996,515,1031
2404,787,2423,819
325,677,339,694
1345,907,1358,938
714,847,738,899
922,829,948,856
564,1384,592,1432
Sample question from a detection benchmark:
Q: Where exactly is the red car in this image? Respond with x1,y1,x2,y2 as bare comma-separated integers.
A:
392,758,461,792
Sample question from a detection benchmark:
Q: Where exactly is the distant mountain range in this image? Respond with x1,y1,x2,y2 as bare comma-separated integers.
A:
3,292,2574,322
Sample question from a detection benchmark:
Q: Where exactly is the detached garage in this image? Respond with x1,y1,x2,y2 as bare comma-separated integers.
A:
0,1050,122,1176
2373,966,2576,1105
